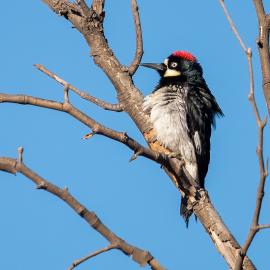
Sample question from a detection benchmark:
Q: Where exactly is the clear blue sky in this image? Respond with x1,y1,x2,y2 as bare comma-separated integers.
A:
1,1,269,269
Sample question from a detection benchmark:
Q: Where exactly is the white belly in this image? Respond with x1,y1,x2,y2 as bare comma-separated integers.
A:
144,87,198,180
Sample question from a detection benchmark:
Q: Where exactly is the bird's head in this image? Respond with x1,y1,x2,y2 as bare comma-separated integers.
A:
141,51,203,84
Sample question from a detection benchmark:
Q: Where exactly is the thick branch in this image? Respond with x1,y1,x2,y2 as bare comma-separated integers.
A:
35,64,123,112
0,153,165,270
129,0,143,75
0,92,166,166
253,0,270,113
92,0,105,15
0,91,198,193
192,192,255,270
40,1,206,201
77,0,91,17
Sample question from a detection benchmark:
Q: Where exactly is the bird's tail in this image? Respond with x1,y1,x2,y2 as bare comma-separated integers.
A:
180,196,193,227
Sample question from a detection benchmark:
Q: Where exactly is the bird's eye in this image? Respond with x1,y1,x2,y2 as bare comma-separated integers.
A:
170,62,178,68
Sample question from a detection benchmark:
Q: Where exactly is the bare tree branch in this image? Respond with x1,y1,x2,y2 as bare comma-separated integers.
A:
219,0,247,51
1,1,258,269
92,0,105,15
43,0,151,133
129,0,143,75
219,2,269,270
239,79,268,268
0,148,166,270
77,0,91,16
64,83,70,103
68,244,117,270
257,224,270,230
0,89,199,194
1,1,260,269
0,92,167,166
1,88,257,269
35,64,123,112
252,0,270,113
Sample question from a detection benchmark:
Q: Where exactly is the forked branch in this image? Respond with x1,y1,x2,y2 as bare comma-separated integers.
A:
35,64,123,112
0,148,165,270
0,92,167,167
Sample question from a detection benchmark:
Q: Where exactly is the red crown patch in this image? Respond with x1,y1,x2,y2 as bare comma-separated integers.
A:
172,51,197,62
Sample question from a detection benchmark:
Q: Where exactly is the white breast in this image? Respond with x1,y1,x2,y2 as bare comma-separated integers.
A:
143,86,198,180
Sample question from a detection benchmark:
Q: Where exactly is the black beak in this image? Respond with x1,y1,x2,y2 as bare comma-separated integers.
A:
140,63,166,71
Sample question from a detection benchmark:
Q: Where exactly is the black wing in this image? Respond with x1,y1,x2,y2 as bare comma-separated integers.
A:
186,84,223,188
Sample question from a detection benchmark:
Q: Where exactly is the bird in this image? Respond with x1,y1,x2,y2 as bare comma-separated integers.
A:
141,50,223,224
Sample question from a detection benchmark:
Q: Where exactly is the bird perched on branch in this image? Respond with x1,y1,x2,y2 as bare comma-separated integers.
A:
141,51,223,224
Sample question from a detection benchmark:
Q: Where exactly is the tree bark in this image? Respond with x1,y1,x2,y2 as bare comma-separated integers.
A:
253,0,270,113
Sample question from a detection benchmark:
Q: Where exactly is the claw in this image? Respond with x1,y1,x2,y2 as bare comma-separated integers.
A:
168,151,182,159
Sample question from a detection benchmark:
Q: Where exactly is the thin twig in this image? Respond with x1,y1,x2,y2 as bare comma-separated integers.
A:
0,149,165,270
257,224,270,230
219,0,247,52
64,84,70,103
219,2,269,270
129,0,143,75
17,146,23,164
35,64,123,112
68,244,117,270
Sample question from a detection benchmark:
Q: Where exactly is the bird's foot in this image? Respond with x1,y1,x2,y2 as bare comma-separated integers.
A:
168,151,182,160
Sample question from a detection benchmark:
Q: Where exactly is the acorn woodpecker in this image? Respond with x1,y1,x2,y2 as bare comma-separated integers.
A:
141,51,223,224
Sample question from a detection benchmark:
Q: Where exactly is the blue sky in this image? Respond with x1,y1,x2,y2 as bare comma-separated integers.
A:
1,1,269,269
